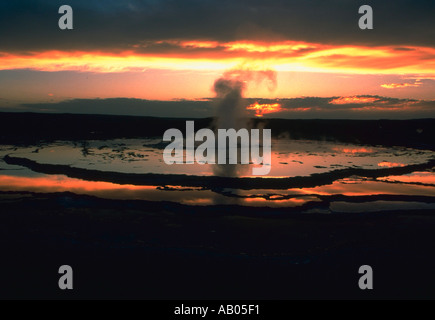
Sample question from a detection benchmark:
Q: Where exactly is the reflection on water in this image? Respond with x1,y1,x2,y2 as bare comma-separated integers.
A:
332,147,374,154
0,139,434,211
378,161,406,168
0,173,434,210
213,163,249,178
0,174,313,207
1,139,432,177
378,171,435,185
301,177,435,197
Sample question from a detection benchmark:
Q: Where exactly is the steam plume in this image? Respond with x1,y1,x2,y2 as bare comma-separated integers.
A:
212,68,277,130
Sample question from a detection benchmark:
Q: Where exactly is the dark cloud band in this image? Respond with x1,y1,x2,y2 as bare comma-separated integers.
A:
1,0,435,52
7,95,435,120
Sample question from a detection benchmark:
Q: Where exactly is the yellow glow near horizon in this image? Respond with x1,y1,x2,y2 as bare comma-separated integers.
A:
0,51,238,72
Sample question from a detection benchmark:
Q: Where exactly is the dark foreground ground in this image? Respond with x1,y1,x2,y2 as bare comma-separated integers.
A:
1,112,434,151
1,191,434,300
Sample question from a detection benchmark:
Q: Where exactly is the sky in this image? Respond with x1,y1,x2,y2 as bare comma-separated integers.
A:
1,0,435,119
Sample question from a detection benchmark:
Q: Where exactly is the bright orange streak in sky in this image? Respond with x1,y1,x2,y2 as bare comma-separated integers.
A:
1,40,435,75
381,82,421,89
0,50,234,72
247,102,282,117
330,96,380,104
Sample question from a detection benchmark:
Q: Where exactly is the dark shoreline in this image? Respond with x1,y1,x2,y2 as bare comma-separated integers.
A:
1,190,434,299
1,112,434,151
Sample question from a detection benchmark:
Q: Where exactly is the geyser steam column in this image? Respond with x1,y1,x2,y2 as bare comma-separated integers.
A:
213,77,246,131
213,69,277,129
162,69,273,176
212,69,275,176
212,76,248,177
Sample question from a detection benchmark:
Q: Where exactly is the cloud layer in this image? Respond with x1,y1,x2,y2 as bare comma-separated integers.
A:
1,0,435,53
6,95,434,120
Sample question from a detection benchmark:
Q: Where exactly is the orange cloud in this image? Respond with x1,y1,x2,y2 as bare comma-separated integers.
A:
381,80,422,89
326,96,425,113
330,96,380,105
247,102,282,117
291,107,312,112
1,40,435,75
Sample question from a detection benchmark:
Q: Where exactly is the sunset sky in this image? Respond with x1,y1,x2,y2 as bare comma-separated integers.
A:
1,0,435,118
